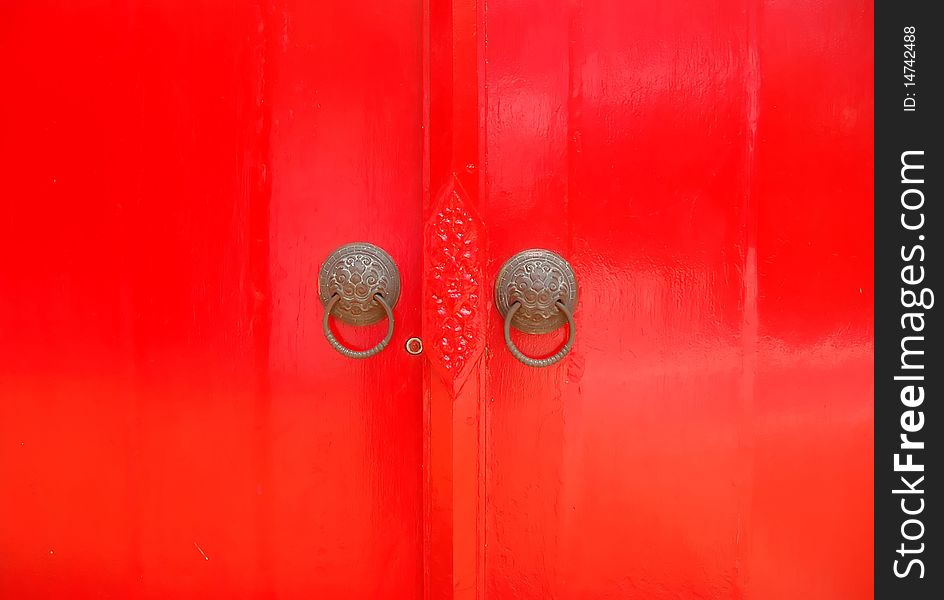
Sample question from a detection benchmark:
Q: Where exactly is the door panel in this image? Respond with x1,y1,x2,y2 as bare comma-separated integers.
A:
1,0,873,598
483,1,750,596
749,2,873,596
480,0,872,598
0,1,424,598
264,1,424,596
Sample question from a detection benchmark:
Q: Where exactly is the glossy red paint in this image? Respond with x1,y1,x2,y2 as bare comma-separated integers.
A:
2,1,872,599
1,1,424,598
472,0,873,598
422,0,488,597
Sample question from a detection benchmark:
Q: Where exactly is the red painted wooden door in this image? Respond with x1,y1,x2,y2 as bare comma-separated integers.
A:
478,0,874,595
1,2,424,598
423,0,873,599
2,1,872,599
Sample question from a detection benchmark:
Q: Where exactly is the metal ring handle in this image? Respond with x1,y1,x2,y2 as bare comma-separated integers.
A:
323,293,394,359
503,300,575,367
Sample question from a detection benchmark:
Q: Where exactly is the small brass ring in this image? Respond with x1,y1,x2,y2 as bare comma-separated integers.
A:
405,337,424,355
323,293,394,359
503,300,575,367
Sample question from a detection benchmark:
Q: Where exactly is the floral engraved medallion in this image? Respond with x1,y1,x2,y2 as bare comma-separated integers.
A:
495,249,578,334
319,242,400,326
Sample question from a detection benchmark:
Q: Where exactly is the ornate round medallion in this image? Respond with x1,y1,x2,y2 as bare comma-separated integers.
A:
319,242,401,326
495,249,578,334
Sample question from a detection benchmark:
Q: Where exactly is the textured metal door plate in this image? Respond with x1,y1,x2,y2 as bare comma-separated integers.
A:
495,249,578,334
319,242,401,326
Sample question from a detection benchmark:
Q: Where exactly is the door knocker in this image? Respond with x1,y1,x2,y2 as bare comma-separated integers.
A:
319,242,400,359
495,249,577,367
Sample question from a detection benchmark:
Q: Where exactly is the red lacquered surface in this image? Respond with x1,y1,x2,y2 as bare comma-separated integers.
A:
0,1,424,598
475,0,873,598
750,2,873,595
2,0,872,598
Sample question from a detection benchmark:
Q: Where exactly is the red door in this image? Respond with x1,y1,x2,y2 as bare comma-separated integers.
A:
2,1,872,599
1,2,424,598
423,0,873,598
